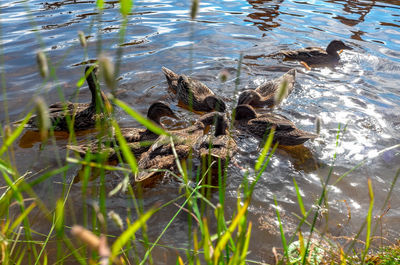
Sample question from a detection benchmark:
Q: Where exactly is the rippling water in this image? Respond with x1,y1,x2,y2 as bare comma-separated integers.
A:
1,0,400,263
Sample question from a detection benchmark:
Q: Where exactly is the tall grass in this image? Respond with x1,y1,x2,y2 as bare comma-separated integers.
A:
1,0,399,264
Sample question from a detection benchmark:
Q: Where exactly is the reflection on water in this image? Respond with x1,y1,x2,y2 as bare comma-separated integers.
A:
1,0,400,263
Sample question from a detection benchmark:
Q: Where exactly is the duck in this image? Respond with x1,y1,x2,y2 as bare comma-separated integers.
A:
233,104,316,146
25,65,111,131
67,101,177,161
162,67,226,112
275,40,352,69
134,111,226,187
198,113,237,170
237,69,296,108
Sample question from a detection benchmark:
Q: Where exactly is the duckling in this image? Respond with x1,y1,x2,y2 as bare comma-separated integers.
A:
25,65,110,131
233,104,316,146
198,113,237,169
134,112,226,186
161,67,226,112
237,69,296,108
275,40,352,69
67,101,177,161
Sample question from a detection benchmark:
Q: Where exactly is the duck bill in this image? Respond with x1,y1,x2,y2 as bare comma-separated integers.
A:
343,44,353,50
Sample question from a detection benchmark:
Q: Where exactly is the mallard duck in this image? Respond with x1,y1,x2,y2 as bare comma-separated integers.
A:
198,113,237,169
67,101,177,160
162,67,226,112
233,104,316,146
237,69,296,107
135,112,226,187
275,40,352,69
25,65,110,131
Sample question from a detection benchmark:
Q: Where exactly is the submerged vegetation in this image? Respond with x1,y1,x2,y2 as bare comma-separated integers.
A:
1,0,399,264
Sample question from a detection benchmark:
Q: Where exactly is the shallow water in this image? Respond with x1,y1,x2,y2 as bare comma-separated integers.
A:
1,0,400,263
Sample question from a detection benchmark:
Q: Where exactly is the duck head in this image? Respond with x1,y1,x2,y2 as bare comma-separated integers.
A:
147,101,178,125
233,104,258,121
198,112,226,128
237,90,261,106
326,40,352,54
85,65,104,107
205,95,226,112
161,66,179,93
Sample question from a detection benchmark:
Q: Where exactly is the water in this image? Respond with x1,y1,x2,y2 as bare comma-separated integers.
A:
1,0,400,263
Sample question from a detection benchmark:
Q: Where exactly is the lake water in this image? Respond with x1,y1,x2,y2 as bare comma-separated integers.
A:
1,0,400,263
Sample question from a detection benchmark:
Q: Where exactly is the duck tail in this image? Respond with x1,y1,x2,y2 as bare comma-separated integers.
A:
161,66,179,93
12,116,35,128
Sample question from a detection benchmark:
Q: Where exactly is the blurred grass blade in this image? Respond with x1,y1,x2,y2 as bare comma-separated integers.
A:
274,196,289,261
362,178,374,264
78,31,87,48
213,198,250,263
120,0,132,17
34,96,50,141
36,51,49,78
9,202,36,231
111,207,156,260
55,200,65,237
112,120,137,173
76,64,97,87
97,0,104,9
191,0,199,19
99,55,115,90
298,231,305,262
0,159,15,175
202,218,211,262
240,221,252,264
0,113,32,156
255,128,275,171
315,116,321,135
293,177,306,217
274,79,288,105
113,98,169,136
71,225,100,250
177,256,184,265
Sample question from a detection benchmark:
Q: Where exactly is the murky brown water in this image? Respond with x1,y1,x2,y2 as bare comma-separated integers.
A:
1,0,400,263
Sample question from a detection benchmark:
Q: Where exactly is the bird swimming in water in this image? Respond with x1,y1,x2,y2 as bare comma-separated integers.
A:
274,40,352,70
237,69,296,108
162,67,226,112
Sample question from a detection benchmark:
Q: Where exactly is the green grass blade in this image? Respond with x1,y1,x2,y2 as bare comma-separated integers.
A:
113,97,169,136
0,158,15,174
112,120,137,173
213,198,250,263
274,196,289,262
97,0,104,10
293,177,306,217
0,112,32,156
120,0,133,17
111,207,156,260
9,202,36,231
240,222,252,264
361,179,374,264
255,128,275,172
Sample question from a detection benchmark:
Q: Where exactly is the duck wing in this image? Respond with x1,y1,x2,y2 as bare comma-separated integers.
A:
280,47,327,60
181,76,214,99
255,69,296,99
